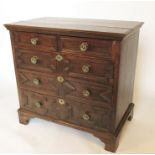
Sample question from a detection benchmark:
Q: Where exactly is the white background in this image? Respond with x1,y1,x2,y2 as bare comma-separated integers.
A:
0,0,155,153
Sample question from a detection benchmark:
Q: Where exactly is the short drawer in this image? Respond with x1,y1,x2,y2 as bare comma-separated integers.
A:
15,49,57,73
13,32,57,51
60,36,112,58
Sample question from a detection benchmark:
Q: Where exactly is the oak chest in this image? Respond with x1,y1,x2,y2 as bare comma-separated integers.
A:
5,17,143,152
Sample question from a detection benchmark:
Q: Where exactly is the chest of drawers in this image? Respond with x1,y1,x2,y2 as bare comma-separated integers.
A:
5,17,143,152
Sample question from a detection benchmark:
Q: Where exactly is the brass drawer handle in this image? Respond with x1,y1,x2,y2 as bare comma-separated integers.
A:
57,98,65,105
35,102,42,108
57,76,64,83
83,89,90,97
31,37,39,45
33,78,40,85
55,54,63,62
31,56,39,64
82,64,91,73
80,42,88,52
82,113,90,120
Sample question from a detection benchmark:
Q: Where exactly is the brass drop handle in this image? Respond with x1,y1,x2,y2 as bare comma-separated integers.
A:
33,78,40,85
80,42,88,52
35,102,42,108
55,54,63,62
57,98,65,105
82,64,91,73
83,89,90,97
82,113,90,120
31,56,39,64
31,37,39,45
57,76,64,83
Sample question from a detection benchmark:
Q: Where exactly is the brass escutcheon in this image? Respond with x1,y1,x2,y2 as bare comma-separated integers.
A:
82,113,90,120
83,89,90,97
57,98,65,105
33,78,40,85
55,54,63,62
82,64,91,73
57,76,64,83
80,42,88,52
31,37,39,45
35,102,42,108
31,56,39,64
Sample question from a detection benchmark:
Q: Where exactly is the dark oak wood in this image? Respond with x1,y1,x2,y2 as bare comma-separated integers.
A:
4,17,143,152
115,30,140,128
60,36,112,58
15,49,57,73
13,31,57,52
20,89,112,130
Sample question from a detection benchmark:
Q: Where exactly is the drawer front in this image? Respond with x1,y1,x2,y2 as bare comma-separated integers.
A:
15,49,113,82
20,90,112,130
15,49,57,73
56,53,113,80
62,77,112,106
13,32,57,51
17,70,58,96
60,36,112,58
69,101,112,130
17,71,112,107
20,90,71,120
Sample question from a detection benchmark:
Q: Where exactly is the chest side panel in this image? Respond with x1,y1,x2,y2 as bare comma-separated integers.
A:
115,30,140,128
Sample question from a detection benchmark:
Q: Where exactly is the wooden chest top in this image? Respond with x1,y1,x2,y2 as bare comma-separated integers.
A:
5,17,143,40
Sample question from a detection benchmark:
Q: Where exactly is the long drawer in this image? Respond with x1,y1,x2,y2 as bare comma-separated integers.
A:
20,89,112,130
17,70,112,108
15,49,114,82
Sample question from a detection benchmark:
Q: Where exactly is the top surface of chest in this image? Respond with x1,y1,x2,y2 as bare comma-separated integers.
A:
5,17,143,40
